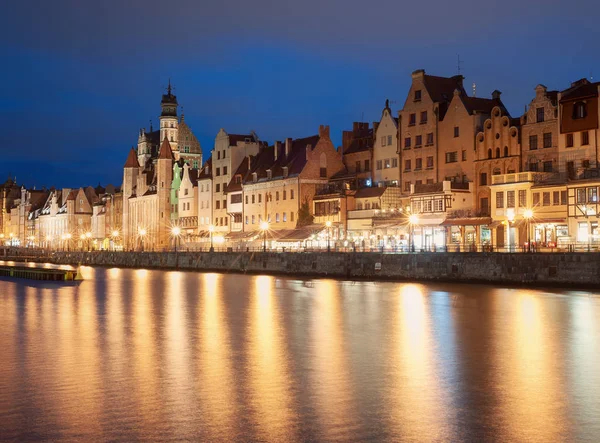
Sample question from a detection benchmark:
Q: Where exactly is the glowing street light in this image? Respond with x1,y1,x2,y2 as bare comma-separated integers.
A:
523,209,534,252
171,226,181,252
139,228,147,252
111,230,120,251
408,214,419,252
208,224,215,252
260,221,269,252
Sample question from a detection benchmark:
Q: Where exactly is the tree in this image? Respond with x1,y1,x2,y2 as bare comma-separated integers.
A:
296,197,314,228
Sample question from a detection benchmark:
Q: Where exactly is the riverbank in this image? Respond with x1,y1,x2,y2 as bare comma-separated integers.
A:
13,250,597,288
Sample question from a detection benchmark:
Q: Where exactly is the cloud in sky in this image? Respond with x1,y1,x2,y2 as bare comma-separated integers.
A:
1,0,599,187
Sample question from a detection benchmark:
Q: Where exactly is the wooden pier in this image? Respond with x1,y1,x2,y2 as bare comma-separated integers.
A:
0,265,81,282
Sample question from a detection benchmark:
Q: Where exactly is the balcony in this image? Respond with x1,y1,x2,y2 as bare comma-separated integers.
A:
492,171,565,185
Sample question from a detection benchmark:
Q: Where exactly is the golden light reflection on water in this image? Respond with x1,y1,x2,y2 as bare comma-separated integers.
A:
388,284,449,441
493,290,567,441
247,275,294,441
196,273,237,439
311,280,356,439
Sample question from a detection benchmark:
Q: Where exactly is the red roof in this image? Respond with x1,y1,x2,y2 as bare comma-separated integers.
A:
124,148,139,168
158,136,173,160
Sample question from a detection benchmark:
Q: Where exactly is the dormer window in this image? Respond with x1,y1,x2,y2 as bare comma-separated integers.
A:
267,169,272,179
414,90,422,101
573,102,587,119
252,172,257,183
283,166,288,178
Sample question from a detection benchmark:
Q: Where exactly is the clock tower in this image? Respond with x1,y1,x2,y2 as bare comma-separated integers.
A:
160,80,179,155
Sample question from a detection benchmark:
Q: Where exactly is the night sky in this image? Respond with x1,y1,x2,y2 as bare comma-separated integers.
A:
2,0,599,189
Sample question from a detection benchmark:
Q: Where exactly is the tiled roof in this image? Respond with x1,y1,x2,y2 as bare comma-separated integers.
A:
355,187,386,199
198,158,212,179
424,74,465,103
461,96,506,116
124,148,139,168
560,78,599,101
158,136,173,160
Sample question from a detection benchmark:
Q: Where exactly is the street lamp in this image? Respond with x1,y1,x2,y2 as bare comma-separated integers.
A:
409,214,419,252
208,224,215,252
172,226,181,252
523,209,533,252
111,230,119,251
260,221,269,252
325,220,332,252
86,232,92,251
139,228,147,252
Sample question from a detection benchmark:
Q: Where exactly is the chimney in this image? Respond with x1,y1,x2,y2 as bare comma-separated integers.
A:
319,125,330,139
285,138,292,157
411,69,425,79
274,141,281,161
492,90,502,100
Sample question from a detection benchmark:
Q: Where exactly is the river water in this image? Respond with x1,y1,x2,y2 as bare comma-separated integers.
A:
1,267,599,442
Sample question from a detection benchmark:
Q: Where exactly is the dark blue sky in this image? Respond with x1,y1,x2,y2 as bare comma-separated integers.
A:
2,0,599,189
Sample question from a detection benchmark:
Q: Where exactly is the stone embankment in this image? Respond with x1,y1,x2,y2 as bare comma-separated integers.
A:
37,250,600,287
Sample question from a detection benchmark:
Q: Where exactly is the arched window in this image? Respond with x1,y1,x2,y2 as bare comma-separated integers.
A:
365,202,371,210
504,146,508,157
495,148,500,158
493,167,501,175
488,149,492,159
573,102,587,119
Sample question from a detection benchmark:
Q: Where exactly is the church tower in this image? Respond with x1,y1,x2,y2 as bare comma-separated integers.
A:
160,80,179,155
122,147,140,250
156,135,174,249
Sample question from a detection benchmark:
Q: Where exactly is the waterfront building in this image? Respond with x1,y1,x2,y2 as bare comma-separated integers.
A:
372,100,399,187
567,178,600,247
341,121,373,188
211,129,263,234
90,185,122,250
0,177,20,241
196,159,213,240
177,163,199,245
8,187,49,247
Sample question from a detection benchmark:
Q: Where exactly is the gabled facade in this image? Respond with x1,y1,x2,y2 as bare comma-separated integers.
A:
341,122,373,187
372,100,399,187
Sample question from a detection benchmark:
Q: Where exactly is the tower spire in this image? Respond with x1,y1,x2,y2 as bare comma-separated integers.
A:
167,78,172,95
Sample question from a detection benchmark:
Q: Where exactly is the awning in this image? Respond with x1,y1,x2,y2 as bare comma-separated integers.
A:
225,230,256,240
440,217,493,226
277,226,322,242
532,218,567,224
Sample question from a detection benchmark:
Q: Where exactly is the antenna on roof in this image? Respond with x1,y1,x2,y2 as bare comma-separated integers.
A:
457,54,463,75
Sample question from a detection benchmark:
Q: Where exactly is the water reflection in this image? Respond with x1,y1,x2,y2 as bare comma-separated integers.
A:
0,271,599,442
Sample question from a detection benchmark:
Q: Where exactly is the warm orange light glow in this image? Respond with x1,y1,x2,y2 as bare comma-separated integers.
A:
260,221,269,231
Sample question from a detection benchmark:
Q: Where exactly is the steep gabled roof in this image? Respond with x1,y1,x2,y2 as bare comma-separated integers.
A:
158,136,174,160
423,74,465,103
198,158,212,180
560,78,600,101
344,129,374,154
124,148,139,168
461,96,506,116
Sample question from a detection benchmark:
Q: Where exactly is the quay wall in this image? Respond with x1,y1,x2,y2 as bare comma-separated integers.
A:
36,251,600,287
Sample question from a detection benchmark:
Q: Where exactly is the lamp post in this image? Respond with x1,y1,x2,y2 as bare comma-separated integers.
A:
260,221,269,252
111,230,119,251
325,220,332,252
209,224,215,252
139,228,146,252
409,214,419,252
172,226,181,252
523,209,533,253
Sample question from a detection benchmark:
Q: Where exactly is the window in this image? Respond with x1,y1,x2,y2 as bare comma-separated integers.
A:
420,111,427,124
427,178,434,184
462,150,467,161
356,161,361,172
487,149,492,159
583,159,590,168
553,191,560,205
404,181,411,192
365,160,370,171
566,133,574,147
503,146,508,157
276,191,279,201
283,212,287,222
543,192,550,206
495,148,500,158
283,190,287,200
404,137,411,149
496,192,504,208
215,201,220,209
589,187,598,203
252,194,255,204
582,131,590,145
573,102,587,119
454,126,459,138
409,113,416,126
222,150,226,159
404,159,411,171
529,162,538,172
518,190,526,207
231,194,242,204
291,212,294,222
381,136,387,147
480,172,487,186
384,158,391,169
216,183,220,192
543,161,553,172
416,180,423,186
426,132,433,145
415,158,422,170
543,132,552,148
507,191,515,208
216,167,221,176
252,215,255,224
193,161,198,169
414,90,422,101
426,156,434,168
184,188,189,196
223,166,228,175
376,160,383,170
245,216,249,224
480,197,489,214
217,151,221,160
291,190,294,199
223,199,227,209
536,107,545,123
276,213,280,223
387,135,392,145
320,167,327,178
561,191,567,205
415,135,422,147
391,158,398,168
533,192,540,206
445,151,458,163
576,188,586,204
256,193,260,203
